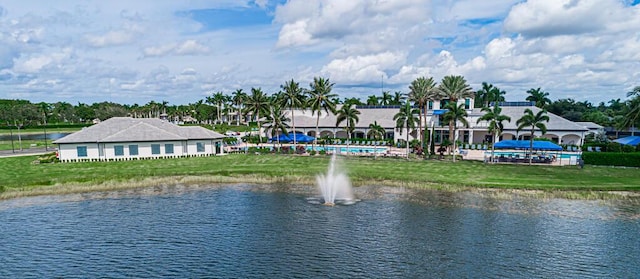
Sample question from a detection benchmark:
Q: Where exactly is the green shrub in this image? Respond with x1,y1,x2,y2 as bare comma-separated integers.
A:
582,152,640,167
309,150,317,156
319,150,327,155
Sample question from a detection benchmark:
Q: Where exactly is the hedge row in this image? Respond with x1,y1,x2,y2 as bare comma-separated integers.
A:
582,152,640,167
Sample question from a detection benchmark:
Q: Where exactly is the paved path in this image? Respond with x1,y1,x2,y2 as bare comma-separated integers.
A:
0,148,52,158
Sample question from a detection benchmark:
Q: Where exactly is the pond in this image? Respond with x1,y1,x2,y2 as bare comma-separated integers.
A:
0,184,638,278
0,132,70,141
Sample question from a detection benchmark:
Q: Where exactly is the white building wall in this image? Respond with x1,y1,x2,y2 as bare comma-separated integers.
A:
58,139,223,161
58,143,100,160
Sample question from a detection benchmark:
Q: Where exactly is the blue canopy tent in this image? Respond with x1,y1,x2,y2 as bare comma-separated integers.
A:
494,140,563,151
613,136,640,146
292,133,315,143
269,134,292,142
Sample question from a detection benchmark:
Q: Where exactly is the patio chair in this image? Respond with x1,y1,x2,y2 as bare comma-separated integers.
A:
595,146,601,152
587,146,593,152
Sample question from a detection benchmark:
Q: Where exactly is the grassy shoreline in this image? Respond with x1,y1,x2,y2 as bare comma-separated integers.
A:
1,154,639,201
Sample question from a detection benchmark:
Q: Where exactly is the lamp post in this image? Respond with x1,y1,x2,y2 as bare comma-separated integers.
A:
9,125,15,153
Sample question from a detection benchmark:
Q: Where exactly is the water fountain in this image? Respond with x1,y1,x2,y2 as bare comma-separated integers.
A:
315,154,356,206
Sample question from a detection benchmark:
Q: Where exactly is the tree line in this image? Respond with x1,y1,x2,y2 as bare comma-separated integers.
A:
1,78,638,144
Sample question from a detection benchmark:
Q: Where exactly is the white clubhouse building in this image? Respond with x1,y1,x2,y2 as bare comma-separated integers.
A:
54,117,225,162
271,100,591,147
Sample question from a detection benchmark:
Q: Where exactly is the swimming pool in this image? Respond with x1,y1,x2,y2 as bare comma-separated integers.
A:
307,146,388,154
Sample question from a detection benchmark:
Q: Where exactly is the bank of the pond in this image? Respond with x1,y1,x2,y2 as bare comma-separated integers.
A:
1,154,639,200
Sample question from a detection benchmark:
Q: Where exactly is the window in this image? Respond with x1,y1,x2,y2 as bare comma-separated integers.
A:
196,142,205,153
77,146,88,157
464,98,470,109
114,145,124,156
428,101,433,110
165,144,174,154
151,144,161,155
129,145,139,156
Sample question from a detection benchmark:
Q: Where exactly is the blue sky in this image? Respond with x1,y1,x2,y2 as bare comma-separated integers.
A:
0,0,639,106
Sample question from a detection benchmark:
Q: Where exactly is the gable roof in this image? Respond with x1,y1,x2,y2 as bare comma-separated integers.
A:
53,117,224,144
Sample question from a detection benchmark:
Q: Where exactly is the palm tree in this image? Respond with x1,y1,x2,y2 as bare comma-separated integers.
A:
475,82,506,108
231,89,247,125
366,95,380,106
380,91,393,105
210,91,226,124
245,87,270,143
394,101,419,159
477,105,511,163
620,86,640,135
438,75,474,149
367,121,385,159
392,91,406,105
280,79,305,145
442,102,469,162
336,103,360,154
307,77,338,150
516,108,550,165
265,103,290,152
526,88,551,109
409,76,437,154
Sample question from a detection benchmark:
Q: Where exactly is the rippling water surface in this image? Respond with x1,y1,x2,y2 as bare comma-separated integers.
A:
1,184,639,278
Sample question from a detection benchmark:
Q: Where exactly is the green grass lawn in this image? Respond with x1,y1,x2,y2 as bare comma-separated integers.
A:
1,154,638,199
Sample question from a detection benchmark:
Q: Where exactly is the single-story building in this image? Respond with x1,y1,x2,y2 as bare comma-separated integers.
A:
53,117,225,162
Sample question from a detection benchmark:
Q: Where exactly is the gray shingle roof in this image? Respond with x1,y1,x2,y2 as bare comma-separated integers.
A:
53,117,224,144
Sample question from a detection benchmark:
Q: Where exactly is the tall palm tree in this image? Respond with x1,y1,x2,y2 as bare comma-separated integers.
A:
280,79,305,145
265,104,290,151
475,82,506,108
394,101,419,159
245,87,270,143
367,121,385,159
231,89,247,125
442,102,469,162
211,91,226,124
307,77,338,149
409,76,437,154
619,86,640,135
477,104,511,163
526,88,551,109
516,108,550,165
336,103,360,154
438,75,474,149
